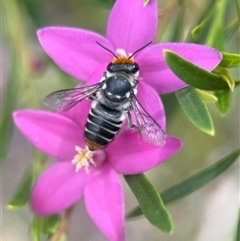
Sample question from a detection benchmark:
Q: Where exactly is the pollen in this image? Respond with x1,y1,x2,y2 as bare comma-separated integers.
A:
112,49,135,64
71,146,95,173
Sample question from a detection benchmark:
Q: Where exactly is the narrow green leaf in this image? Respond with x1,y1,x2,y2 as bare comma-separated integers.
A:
175,86,214,135
42,215,60,235
160,149,240,204
191,23,203,41
214,90,231,116
235,0,240,17
191,1,215,43
6,167,34,210
164,50,229,90
212,66,235,91
219,52,240,68
196,89,218,102
127,149,240,218
124,174,173,233
2,0,39,164
204,0,227,50
31,217,42,241
0,55,20,164
31,215,60,240
224,19,240,42
170,3,186,42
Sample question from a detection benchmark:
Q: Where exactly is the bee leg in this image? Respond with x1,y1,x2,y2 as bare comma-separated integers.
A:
126,112,138,131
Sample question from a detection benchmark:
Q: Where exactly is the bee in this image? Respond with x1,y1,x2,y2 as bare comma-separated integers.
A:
44,42,166,151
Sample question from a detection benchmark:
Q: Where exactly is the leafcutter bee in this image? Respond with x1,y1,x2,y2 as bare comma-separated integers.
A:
44,42,166,151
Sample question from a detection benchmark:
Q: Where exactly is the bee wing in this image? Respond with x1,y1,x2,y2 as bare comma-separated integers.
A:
44,83,101,111
130,96,166,146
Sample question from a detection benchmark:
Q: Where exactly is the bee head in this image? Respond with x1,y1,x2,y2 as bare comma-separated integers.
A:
96,41,152,75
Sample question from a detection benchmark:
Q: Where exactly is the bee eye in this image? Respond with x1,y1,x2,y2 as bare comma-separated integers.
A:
131,63,139,74
107,63,114,72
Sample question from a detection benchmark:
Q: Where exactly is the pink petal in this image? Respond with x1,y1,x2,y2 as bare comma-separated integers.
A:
84,164,125,241
106,0,157,53
137,43,222,93
136,81,166,131
37,27,113,81
88,63,110,85
30,162,87,216
13,110,84,160
107,134,183,175
59,99,92,128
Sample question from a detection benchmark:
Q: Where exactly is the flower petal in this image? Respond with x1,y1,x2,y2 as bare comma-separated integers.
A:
136,81,166,131
13,110,84,160
60,99,91,128
106,0,157,52
88,63,109,85
37,27,113,81
107,134,183,175
137,43,222,93
30,162,87,216
84,164,125,241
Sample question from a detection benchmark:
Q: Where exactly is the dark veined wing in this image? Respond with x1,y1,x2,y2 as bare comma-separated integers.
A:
130,96,166,146
44,83,101,111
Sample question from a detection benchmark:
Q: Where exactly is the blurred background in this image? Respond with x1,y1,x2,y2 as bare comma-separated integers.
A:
2,0,239,240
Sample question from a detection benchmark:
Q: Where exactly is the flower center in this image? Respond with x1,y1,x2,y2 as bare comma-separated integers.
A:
71,146,96,173
112,49,135,64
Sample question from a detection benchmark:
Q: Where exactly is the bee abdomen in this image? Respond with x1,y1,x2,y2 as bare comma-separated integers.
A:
84,103,123,151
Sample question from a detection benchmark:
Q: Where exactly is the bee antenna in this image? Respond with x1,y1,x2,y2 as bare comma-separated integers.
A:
96,41,119,59
128,41,152,59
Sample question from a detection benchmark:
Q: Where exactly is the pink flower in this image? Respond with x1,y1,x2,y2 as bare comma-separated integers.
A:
37,0,222,95
13,0,222,240
13,85,182,241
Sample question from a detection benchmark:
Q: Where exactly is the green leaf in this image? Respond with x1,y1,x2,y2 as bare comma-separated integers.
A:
42,215,60,235
214,90,231,116
164,50,229,90
224,19,240,42
0,54,20,164
6,167,34,210
2,0,38,164
203,0,228,50
219,52,240,68
124,174,173,233
212,66,235,91
170,3,186,42
191,1,215,43
31,215,60,240
175,86,214,135
196,89,218,102
31,217,41,241
235,0,240,17
127,149,240,218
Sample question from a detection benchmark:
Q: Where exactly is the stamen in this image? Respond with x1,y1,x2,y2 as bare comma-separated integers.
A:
71,146,95,173
116,49,128,57
112,49,135,64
